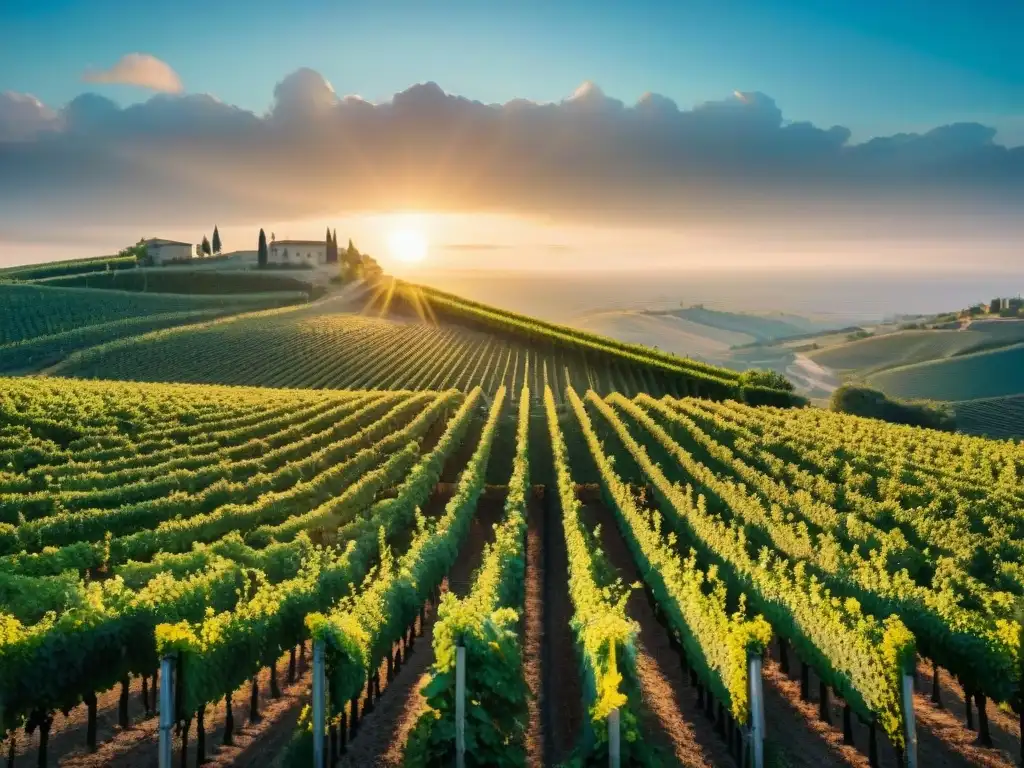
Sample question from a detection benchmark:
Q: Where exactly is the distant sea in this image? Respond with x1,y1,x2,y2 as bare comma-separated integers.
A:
414,269,1024,326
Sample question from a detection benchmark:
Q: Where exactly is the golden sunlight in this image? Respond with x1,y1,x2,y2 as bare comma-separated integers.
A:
387,228,429,264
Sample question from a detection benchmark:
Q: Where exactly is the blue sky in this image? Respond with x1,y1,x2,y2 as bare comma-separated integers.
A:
3,0,1023,144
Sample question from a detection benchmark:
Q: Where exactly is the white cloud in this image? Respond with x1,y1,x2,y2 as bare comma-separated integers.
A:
82,53,183,93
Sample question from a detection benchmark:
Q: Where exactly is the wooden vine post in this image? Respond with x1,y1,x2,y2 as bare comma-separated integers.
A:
749,653,765,768
607,707,621,768
902,673,918,768
158,654,175,768
455,638,467,768
312,639,326,768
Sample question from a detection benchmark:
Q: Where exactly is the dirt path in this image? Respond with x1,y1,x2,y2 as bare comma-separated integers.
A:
58,649,308,768
763,640,1016,768
336,496,505,767
761,645,868,768
7,674,153,767
523,493,545,767
585,502,733,768
337,621,438,768
911,660,1019,768
543,487,583,765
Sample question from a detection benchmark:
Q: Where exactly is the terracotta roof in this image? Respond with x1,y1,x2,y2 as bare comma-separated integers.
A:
271,240,326,246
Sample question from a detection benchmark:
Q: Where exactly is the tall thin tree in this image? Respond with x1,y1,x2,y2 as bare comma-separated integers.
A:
258,229,268,268
212,226,222,254
201,235,211,256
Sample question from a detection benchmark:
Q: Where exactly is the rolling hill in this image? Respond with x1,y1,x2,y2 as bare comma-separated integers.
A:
808,320,1024,376
866,341,1024,401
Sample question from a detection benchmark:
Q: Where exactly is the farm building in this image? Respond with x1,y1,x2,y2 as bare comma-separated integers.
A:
268,239,328,266
144,238,194,265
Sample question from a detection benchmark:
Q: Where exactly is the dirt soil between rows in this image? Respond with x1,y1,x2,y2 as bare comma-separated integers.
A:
335,494,505,767
585,501,735,768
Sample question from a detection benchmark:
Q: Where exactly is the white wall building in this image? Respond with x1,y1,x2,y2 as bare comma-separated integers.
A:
268,240,328,266
144,238,193,265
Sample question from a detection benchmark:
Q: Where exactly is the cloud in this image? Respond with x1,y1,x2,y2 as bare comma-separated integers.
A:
271,68,338,121
82,54,183,93
0,91,58,141
0,72,1022,237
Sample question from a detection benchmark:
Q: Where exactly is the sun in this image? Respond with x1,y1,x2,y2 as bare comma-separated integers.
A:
387,228,429,264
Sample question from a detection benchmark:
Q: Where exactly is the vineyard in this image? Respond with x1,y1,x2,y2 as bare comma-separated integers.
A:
51,282,800,408
0,371,1021,768
0,284,307,374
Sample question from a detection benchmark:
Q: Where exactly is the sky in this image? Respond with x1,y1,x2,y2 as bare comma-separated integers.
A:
1,0,1023,271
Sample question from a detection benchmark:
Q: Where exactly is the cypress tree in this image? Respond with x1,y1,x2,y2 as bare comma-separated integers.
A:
212,226,222,254
258,229,268,268
201,235,211,256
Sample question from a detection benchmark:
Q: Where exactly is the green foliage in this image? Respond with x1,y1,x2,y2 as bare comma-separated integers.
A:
406,384,531,766
380,281,749,401
598,393,918,747
309,388,503,715
258,228,268,268
155,390,480,717
543,386,652,765
117,239,149,262
830,384,956,431
569,387,771,724
738,368,794,392
45,268,320,298
0,382,473,732
0,283,297,348
51,304,701,405
0,254,139,281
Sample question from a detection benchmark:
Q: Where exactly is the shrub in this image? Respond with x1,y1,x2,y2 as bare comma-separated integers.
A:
830,384,956,431
738,368,794,392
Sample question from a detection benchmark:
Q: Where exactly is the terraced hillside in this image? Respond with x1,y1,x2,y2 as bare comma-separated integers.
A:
55,308,695,404
54,280,800,407
0,283,307,374
0,376,1020,768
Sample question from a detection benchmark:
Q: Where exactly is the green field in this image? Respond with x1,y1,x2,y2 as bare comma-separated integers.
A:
808,321,1024,376
866,341,1024,401
0,253,138,280
39,268,324,298
954,394,1024,440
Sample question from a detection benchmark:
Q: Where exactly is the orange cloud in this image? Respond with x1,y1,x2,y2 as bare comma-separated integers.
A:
82,54,183,93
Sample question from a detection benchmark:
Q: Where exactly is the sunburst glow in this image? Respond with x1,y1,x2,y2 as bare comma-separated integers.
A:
387,228,429,264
